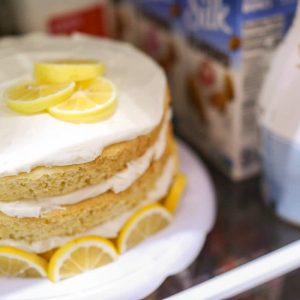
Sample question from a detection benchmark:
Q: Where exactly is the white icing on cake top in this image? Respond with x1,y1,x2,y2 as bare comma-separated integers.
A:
0,33,166,177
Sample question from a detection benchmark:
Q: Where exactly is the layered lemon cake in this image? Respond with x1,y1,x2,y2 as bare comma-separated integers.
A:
0,34,186,282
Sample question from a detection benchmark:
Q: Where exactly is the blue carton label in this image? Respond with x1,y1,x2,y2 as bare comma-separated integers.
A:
178,1,239,37
131,0,297,35
173,0,297,63
132,0,297,64
182,0,234,34
176,0,241,61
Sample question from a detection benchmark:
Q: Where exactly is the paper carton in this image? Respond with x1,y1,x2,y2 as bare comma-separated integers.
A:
173,0,296,180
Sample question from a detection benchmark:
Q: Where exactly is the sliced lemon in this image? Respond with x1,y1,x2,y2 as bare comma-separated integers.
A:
164,173,187,214
5,81,75,114
40,248,57,261
34,60,105,83
48,236,118,282
48,77,117,123
117,203,172,254
0,246,48,278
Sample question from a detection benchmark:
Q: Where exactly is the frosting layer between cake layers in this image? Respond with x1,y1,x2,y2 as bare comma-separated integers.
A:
0,156,176,253
0,33,166,177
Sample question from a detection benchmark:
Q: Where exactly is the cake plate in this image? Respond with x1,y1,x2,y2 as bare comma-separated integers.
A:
0,140,216,300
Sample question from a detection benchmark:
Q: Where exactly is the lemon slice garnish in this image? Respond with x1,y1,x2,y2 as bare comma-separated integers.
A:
164,173,187,214
34,60,105,83
48,236,118,282
48,77,117,123
4,81,75,114
0,246,48,278
117,203,172,254
40,248,57,261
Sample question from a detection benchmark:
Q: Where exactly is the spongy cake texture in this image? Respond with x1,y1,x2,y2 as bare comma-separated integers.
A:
0,134,176,243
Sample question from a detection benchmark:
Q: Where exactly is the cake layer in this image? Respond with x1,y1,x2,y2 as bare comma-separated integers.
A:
0,101,170,202
0,118,170,218
0,156,176,253
0,33,166,177
0,135,176,242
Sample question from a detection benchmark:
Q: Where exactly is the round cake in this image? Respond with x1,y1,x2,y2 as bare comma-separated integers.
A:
0,33,185,281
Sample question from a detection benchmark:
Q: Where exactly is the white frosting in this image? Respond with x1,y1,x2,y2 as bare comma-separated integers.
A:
0,156,176,253
0,33,166,177
0,112,170,218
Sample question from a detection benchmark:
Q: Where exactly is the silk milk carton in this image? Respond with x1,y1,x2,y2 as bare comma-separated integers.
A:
173,0,296,180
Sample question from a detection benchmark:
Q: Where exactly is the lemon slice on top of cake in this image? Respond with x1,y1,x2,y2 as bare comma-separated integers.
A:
34,59,105,83
48,77,117,123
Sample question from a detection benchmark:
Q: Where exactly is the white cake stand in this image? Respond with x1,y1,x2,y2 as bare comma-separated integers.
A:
0,140,216,300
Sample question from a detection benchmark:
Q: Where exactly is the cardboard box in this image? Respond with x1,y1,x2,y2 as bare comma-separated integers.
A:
125,0,180,76
114,1,139,43
173,0,297,180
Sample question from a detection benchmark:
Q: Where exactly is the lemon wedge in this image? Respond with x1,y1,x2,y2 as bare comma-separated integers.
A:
0,246,48,278
117,203,172,254
4,81,75,114
48,236,118,282
164,173,187,213
34,60,105,83
48,77,117,123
